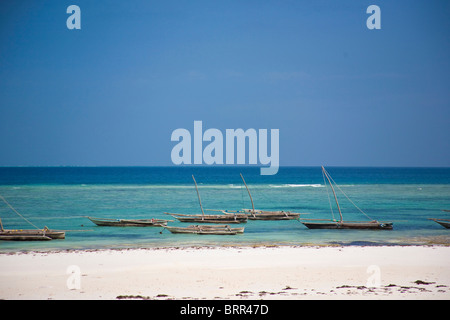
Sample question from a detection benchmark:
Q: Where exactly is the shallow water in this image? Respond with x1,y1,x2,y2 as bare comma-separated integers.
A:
0,167,449,251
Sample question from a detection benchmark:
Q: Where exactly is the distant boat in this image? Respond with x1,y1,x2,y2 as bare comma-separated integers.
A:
428,210,450,229
167,212,248,224
428,218,450,229
87,217,170,227
165,175,248,224
165,224,244,235
300,166,393,230
220,173,303,220
0,194,66,241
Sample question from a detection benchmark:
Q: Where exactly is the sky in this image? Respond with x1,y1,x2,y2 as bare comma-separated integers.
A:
0,0,449,167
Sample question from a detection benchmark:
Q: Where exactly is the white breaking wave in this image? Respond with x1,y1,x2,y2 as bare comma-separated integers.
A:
270,184,323,188
288,184,323,188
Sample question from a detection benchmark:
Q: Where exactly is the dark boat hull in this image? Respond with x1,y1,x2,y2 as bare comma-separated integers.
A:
88,217,168,227
302,221,393,230
434,220,450,229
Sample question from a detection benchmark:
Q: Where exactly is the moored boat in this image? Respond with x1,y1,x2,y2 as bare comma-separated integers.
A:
165,224,244,235
0,226,65,241
428,218,450,229
300,166,393,230
220,174,303,220
0,194,66,241
165,212,247,224
165,175,248,224
87,217,170,227
301,220,393,230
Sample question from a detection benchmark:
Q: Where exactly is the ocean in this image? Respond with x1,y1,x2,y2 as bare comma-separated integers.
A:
0,167,449,251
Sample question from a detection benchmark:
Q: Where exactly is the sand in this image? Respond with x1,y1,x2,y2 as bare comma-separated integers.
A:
1,245,449,300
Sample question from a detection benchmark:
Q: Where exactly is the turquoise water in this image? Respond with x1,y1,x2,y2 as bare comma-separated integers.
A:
0,167,449,251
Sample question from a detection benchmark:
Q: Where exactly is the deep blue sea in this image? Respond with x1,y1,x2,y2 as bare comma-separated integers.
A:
0,167,449,251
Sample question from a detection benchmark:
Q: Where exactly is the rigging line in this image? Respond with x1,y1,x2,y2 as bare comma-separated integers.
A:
240,180,245,211
324,170,374,221
192,175,205,217
0,194,40,229
322,169,335,221
240,173,255,215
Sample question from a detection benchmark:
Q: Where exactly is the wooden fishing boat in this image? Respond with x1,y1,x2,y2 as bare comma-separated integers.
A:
165,224,244,235
241,209,300,220
0,234,52,241
220,173,302,220
165,212,247,224
301,220,393,230
87,217,170,227
300,167,393,230
0,194,66,241
218,209,300,220
0,229,65,240
165,175,248,224
0,233,52,241
0,221,65,241
428,218,450,229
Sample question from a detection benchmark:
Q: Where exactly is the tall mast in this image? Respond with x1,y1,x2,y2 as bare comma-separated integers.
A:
240,173,256,217
192,175,205,218
322,166,343,223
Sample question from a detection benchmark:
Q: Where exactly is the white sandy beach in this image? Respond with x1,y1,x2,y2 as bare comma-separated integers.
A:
1,245,449,300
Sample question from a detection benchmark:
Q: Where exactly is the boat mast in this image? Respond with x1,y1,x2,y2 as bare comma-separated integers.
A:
192,175,205,218
240,173,256,217
322,166,343,223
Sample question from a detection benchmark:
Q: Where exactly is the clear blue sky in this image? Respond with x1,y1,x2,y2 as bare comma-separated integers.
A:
0,0,449,166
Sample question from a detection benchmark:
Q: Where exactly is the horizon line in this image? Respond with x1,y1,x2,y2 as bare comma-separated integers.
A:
0,165,449,169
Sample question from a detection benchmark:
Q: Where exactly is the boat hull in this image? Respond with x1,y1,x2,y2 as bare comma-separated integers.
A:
301,221,393,230
165,213,248,224
88,217,168,227
436,221,450,229
165,225,244,235
247,212,300,220
433,220,450,229
0,234,52,241
225,209,300,221
0,229,65,240
45,231,66,239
